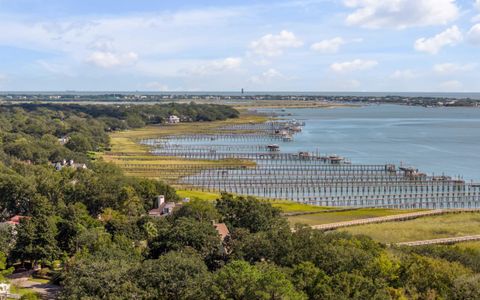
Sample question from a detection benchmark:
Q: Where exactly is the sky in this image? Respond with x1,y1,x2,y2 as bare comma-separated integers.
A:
0,0,479,92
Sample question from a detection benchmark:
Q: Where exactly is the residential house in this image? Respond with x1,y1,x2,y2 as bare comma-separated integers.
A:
168,115,180,124
52,159,87,171
148,195,182,217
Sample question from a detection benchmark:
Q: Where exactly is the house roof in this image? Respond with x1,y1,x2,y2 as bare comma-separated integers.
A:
148,202,166,216
6,215,29,225
213,223,230,241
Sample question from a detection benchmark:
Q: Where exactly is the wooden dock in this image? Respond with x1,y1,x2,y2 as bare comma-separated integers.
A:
395,235,480,246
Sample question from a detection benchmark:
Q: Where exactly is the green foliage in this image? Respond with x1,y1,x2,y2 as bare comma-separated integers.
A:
211,260,306,300
1,103,480,299
134,251,211,300
175,199,220,222
10,216,60,266
0,223,15,256
405,243,480,273
400,254,472,299
20,294,40,300
0,251,14,280
216,193,283,233
148,217,221,259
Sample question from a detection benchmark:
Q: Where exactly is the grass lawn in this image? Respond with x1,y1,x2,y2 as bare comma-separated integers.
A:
29,277,50,284
177,190,220,201
341,212,480,244
455,241,480,250
270,200,334,213
287,208,415,226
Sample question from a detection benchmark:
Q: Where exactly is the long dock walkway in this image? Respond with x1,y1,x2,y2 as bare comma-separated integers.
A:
311,209,480,231
395,235,480,246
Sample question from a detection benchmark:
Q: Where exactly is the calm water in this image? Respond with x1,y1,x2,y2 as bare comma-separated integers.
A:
260,105,480,182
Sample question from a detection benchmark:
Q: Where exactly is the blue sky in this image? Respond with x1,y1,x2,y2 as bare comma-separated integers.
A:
0,0,479,92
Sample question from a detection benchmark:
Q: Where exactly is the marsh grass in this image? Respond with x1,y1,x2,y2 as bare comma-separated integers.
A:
287,208,416,226
342,212,480,243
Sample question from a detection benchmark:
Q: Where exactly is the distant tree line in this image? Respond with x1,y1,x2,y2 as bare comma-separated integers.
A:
0,102,239,164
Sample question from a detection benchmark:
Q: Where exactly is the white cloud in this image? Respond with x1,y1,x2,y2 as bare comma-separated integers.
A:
86,51,139,68
440,80,463,90
185,57,242,76
344,0,459,29
390,69,418,79
249,68,285,83
311,37,346,54
414,26,462,54
467,24,480,45
476,0,480,10
0,8,245,66
433,63,476,74
330,59,378,72
250,30,303,57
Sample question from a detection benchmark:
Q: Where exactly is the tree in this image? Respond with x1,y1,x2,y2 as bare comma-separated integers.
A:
10,218,36,266
291,262,333,300
0,173,37,217
65,133,93,153
148,217,221,259
134,251,211,300
211,260,261,299
119,186,144,216
453,274,480,300
329,271,390,300
401,254,472,299
211,260,306,300
10,216,60,267
216,193,283,233
0,223,15,257
0,251,13,281
56,203,98,255
175,199,220,222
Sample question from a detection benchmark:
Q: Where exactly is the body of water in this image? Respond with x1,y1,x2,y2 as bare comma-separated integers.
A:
260,105,480,182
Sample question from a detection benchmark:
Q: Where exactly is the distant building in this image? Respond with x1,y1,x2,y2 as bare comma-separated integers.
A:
148,195,182,217
58,136,70,145
0,283,11,298
168,115,180,124
52,159,87,171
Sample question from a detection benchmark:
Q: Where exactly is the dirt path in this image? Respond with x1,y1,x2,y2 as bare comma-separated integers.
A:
395,235,480,246
10,278,61,300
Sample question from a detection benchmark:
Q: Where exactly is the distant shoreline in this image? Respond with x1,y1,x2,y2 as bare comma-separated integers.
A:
1,91,480,99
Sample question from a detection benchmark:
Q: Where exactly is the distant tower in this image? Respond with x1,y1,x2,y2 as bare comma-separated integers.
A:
241,88,244,94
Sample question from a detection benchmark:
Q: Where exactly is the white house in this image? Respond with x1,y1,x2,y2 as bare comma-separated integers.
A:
168,115,180,124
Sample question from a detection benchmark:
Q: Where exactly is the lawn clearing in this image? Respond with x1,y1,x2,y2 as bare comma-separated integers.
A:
270,200,334,213
287,208,415,226
176,190,220,201
341,212,480,244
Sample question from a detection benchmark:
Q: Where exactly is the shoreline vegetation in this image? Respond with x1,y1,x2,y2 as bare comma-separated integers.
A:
2,101,480,299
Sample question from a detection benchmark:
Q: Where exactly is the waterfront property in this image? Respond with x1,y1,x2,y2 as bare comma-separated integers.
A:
139,118,480,209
